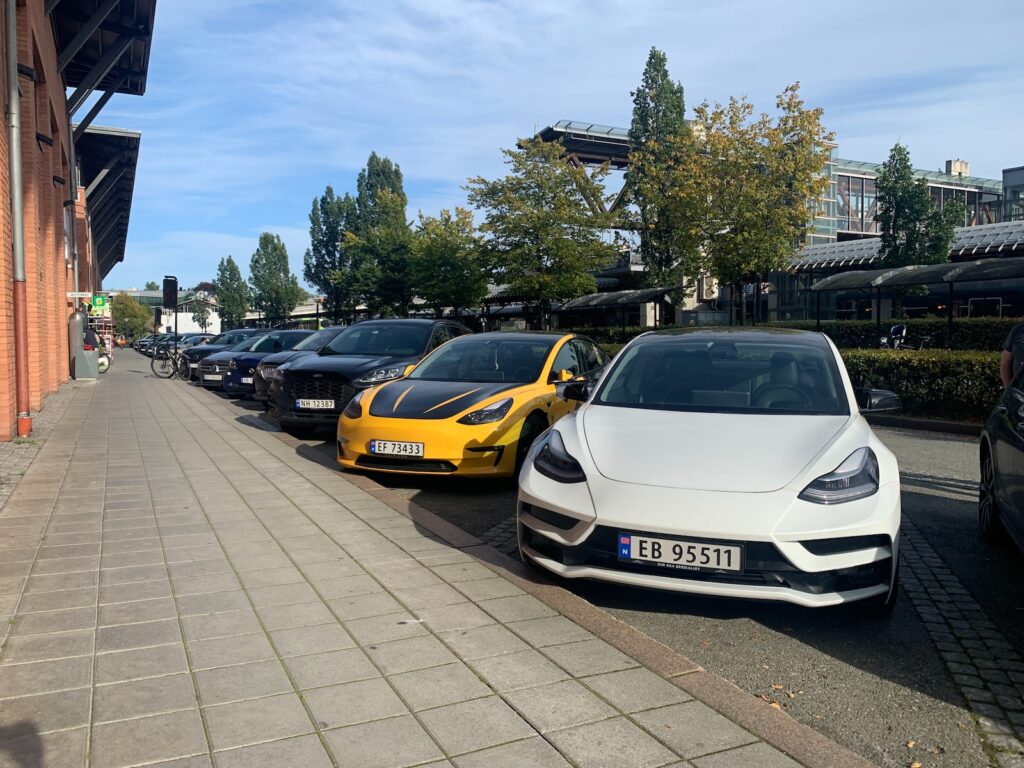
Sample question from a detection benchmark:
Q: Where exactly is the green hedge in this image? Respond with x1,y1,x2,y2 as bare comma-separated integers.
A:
840,349,999,422
768,317,1018,351
595,344,998,422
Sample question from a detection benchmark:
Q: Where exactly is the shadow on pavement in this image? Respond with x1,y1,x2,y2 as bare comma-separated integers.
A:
0,721,43,768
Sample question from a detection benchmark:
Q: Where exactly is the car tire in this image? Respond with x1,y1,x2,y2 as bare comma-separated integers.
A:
979,450,1008,544
514,414,547,477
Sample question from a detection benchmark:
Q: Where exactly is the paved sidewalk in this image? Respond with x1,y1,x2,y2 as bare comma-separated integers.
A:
0,354,825,768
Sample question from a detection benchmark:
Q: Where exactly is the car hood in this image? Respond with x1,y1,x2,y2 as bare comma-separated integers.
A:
205,350,241,364
260,349,313,366
288,353,418,379
580,406,850,493
368,380,520,420
185,344,228,360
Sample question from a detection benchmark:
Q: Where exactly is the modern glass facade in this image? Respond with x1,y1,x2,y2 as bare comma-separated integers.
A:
1005,167,1024,222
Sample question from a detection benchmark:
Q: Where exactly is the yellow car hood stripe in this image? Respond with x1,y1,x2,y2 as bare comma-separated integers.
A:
392,385,414,412
425,387,483,413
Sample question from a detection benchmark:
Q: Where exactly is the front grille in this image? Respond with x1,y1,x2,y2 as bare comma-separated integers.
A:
355,456,457,473
285,375,356,404
521,525,892,594
199,361,223,374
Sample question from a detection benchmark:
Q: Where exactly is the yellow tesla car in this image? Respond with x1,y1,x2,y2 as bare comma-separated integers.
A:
336,331,609,477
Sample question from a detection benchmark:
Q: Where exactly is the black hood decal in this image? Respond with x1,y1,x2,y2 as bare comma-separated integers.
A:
369,380,519,420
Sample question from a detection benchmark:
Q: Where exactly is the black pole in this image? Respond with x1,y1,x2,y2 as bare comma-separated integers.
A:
875,286,882,341
815,289,821,331
947,281,955,348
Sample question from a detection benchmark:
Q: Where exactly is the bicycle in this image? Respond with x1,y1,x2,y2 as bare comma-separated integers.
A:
150,342,188,379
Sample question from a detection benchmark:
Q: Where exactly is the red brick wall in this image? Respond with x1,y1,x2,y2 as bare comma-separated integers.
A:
0,0,77,439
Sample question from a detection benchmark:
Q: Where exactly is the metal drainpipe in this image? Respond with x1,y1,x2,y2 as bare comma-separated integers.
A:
7,0,30,437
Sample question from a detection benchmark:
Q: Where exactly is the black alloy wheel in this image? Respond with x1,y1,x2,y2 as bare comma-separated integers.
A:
514,415,547,477
979,451,1007,543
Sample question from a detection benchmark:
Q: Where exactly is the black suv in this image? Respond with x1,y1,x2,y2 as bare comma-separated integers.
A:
182,328,265,381
273,319,470,438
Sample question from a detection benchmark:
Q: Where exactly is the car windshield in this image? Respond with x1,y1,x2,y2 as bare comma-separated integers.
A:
229,334,264,352
219,331,254,346
409,337,556,384
320,324,430,357
595,338,849,415
292,327,342,351
249,332,309,353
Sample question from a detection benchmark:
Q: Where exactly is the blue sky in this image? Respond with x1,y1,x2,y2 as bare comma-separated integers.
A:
100,0,1024,290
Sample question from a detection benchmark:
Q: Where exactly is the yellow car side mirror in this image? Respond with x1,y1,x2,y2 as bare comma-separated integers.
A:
554,369,574,383
403,363,416,377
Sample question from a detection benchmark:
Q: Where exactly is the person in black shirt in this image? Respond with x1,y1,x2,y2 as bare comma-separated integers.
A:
1000,324,1024,388
83,325,101,350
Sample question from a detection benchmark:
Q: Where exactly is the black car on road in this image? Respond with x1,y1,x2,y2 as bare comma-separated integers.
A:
182,328,265,381
980,379,1024,555
254,326,346,412
273,319,470,438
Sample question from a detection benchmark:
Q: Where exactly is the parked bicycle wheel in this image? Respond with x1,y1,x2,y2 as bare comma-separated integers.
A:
150,344,176,378
97,354,111,374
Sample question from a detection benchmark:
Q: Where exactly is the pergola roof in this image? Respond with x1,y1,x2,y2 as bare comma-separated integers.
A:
76,125,141,279
534,120,631,169
810,257,1024,292
791,219,1024,271
51,0,156,99
556,287,669,311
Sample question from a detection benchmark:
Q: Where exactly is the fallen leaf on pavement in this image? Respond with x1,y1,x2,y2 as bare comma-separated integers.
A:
906,740,916,748
771,684,784,691
770,701,781,709
910,762,922,768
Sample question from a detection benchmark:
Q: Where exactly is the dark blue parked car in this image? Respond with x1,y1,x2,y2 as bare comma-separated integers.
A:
222,330,313,397
254,326,347,411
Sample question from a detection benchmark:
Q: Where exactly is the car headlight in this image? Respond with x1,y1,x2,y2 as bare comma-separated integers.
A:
533,430,586,484
799,447,879,505
354,366,407,386
457,398,513,425
342,391,365,419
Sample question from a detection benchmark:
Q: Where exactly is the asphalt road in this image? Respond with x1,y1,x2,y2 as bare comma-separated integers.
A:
213,383,1019,768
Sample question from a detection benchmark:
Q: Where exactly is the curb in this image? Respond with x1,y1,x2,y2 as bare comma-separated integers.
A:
283,427,876,768
866,413,982,437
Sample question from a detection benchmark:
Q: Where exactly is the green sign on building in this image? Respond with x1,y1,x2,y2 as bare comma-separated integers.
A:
92,295,106,309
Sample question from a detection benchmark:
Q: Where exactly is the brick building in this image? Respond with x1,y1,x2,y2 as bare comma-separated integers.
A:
0,0,154,440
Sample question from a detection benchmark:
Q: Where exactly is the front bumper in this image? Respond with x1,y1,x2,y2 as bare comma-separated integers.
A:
517,464,900,608
223,372,255,395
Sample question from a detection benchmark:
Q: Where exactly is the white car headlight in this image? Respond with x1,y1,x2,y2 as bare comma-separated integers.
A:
799,447,879,505
354,366,406,386
457,398,513,425
533,430,586,484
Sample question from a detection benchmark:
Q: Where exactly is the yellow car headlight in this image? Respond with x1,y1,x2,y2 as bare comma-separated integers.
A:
457,398,513,425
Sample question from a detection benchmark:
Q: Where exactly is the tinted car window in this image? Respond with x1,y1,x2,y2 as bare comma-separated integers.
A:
550,341,580,377
596,339,848,415
321,324,431,356
292,327,342,351
430,325,457,349
573,339,606,374
410,337,556,384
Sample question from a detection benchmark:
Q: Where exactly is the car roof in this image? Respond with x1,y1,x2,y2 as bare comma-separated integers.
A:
638,327,829,347
352,319,446,327
455,331,569,342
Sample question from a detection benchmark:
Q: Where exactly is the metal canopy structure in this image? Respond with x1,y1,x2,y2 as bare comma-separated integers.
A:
76,125,140,279
556,287,669,311
535,121,631,170
791,219,1024,272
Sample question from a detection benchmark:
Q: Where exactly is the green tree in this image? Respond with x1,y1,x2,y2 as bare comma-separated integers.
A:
352,153,413,316
110,292,153,338
877,143,966,268
410,208,488,317
466,138,618,320
214,255,249,329
191,301,211,332
655,84,833,316
303,186,360,322
626,47,689,288
144,281,159,291
249,232,302,322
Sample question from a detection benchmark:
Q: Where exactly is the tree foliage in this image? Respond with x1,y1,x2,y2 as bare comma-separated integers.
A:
110,292,153,338
192,281,216,294
877,143,966,268
655,83,833,291
144,281,159,291
352,154,413,316
466,138,618,312
626,47,688,288
214,255,249,330
303,186,359,322
191,301,211,332
410,208,488,316
249,232,302,322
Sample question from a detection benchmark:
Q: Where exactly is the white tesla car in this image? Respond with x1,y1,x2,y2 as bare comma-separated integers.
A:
517,328,902,615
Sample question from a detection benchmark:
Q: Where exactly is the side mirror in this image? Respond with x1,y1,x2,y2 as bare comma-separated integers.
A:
557,381,592,402
550,368,575,383
857,388,902,413
403,363,417,377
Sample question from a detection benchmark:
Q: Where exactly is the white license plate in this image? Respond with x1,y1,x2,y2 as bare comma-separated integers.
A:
295,399,335,410
241,377,253,384
203,374,223,381
618,533,743,572
189,363,198,369
369,440,424,457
